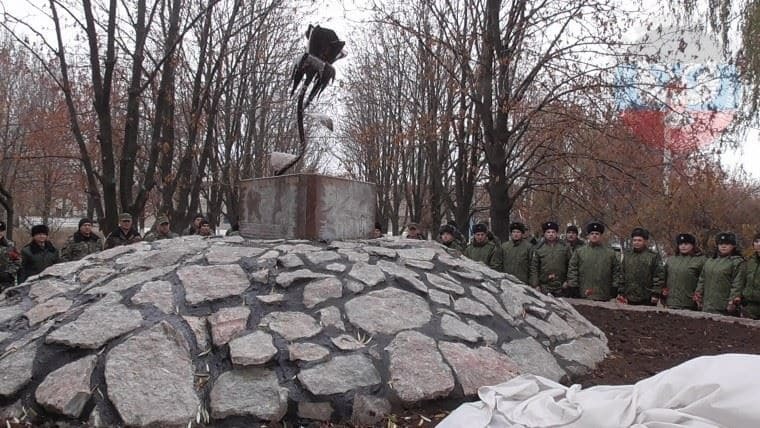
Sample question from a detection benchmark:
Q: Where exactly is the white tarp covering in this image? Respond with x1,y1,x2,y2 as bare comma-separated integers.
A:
438,354,760,428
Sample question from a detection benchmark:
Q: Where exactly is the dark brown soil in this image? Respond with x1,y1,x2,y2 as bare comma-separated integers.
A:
571,305,760,387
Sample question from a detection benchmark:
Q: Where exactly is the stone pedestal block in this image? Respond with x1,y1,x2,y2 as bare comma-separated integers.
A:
239,174,375,240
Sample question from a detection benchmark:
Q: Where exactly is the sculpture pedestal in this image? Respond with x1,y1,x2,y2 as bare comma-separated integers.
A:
239,174,376,240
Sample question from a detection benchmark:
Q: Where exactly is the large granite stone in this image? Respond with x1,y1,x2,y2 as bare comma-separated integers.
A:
303,277,343,308
438,342,520,395
440,314,480,342
298,402,333,421
116,248,188,268
178,264,250,305
428,289,452,306
386,331,455,402
351,394,391,426
131,280,174,313
229,331,277,366
426,273,465,295
470,287,511,320
298,354,381,395
209,307,250,346
206,246,266,264
0,304,24,325
210,369,289,421
105,322,199,426
35,355,97,417
77,267,114,285
275,269,330,288
183,316,209,350
500,285,546,317
86,265,176,294
501,337,566,382
348,262,386,286
453,297,493,317
318,306,345,331
304,251,342,265
468,320,499,344
46,298,143,349
288,343,330,362
553,337,608,375
260,311,322,340
345,288,432,334
24,297,72,326
524,312,578,343
278,253,304,268
0,344,37,397
396,248,437,261
377,260,428,293
28,279,78,302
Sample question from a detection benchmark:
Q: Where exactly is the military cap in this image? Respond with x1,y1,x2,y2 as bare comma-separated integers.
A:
31,224,49,236
79,218,93,228
542,221,559,232
586,222,605,234
716,232,737,246
472,223,488,234
156,214,170,225
631,227,650,240
566,225,579,234
119,213,133,221
676,233,696,246
509,222,526,232
439,224,457,236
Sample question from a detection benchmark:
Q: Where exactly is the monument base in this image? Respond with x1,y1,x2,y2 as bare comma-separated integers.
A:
238,174,376,241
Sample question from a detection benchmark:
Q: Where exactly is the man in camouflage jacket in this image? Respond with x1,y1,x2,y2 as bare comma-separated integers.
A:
61,218,103,262
0,221,21,290
464,223,502,271
144,215,179,242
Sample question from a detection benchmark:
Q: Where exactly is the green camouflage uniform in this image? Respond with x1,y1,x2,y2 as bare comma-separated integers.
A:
18,241,60,283
104,228,142,249
0,238,21,290
619,248,665,304
501,239,533,283
695,255,746,314
440,239,464,252
60,232,103,262
741,253,760,319
664,253,706,310
568,243,622,301
530,240,571,294
464,240,502,271
144,229,179,242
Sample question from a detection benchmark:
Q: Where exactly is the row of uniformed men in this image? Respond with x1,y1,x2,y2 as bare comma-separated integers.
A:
0,214,212,289
437,221,760,319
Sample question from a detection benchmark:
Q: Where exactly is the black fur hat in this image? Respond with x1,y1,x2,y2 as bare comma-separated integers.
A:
31,224,49,236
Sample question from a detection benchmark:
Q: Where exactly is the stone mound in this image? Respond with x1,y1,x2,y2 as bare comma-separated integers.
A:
0,236,608,426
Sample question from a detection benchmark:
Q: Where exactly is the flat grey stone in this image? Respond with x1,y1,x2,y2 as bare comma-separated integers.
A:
386,331,455,402
87,244,137,261
288,343,330,362
229,331,277,366
260,312,321,341
0,344,37,397
40,259,88,278
330,241,360,249
105,322,199,426
404,259,435,270
471,287,511,320
426,273,465,295
441,314,481,342
46,299,143,349
345,279,365,293
318,306,345,331
0,305,24,325
454,297,493,317
501,337,566,382
298,402,333,421
348,262,386,286
524,313,578,343
24,297,72,326
0,332,11,343
303,277,342,308
396,248,437,261
209,307,250,346
345,288,432,334
210,368,288,421
438,342,520,395
352,394,391,426
325,263,346,272
278,243,323,253
183,316,209,350
223,235,245,243
251,268,269,283
449,269,485,281
304,251,342,265
428,289,451,306
278,253,304,268
298,354,381,395
257,293,286,304
205,246,266,264
78,267,114,285
6,320,53,351
275,269,330,288
377,260,428,293
338,249,370,263
259,250,280,259
116,248,187,268
331,334,365,350
28,279,78,303
35,355,97,417
468,320,499,344
500,285,546,318
178,264,250,305
478,281,502,294
364,246,397,258
553,337,608,375
457,257,505,280
87,265,176,294
131,280,174,313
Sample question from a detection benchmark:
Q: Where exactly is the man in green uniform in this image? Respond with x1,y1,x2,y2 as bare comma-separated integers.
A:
742,233,760,319
565,225,585,253
144,214,180,242
0,221,21,291
105,213,142,249
617,227,665,305
501,222,533,283
694,232,745,315
530,221,571,296
663,233,705,310
568,221,621,300
438,224,464,252
464,223,502,271
61,218,104,261
18,224,60,283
